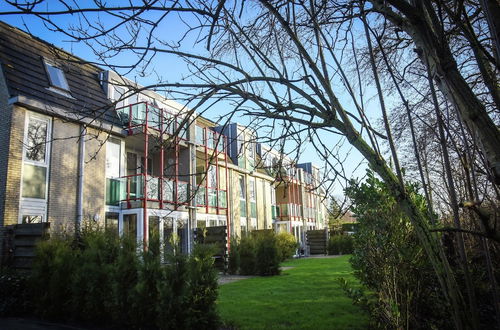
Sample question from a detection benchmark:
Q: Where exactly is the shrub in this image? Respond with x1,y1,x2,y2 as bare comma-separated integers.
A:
238,236,257,275
327,235,354,255
227,238,240,275
346,171,448,329
186,244,220,329
26,225,220,329
255,234,280,276
30,235,78,320
0,269,31,316
275,232,298,261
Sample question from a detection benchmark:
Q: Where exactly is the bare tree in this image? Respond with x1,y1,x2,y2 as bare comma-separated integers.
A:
1,0,499,328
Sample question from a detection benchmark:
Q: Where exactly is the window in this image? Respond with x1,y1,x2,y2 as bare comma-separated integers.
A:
106,139,121,178
22,215,43,224
114,87,126,107
123,214,137,238
208,166,217,188
22,164,47,199
44,60,69,90
105,212,119,234
247,141,255,160
249,178,256,202
195,126,205,145
239,176,246,200
22,114,50,200
25,117,48,163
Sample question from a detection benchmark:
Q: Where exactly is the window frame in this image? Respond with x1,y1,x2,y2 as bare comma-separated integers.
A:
43,59,70,91
21,112,51,202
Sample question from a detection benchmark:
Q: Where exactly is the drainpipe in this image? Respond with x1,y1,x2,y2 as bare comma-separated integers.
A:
76,125,86,238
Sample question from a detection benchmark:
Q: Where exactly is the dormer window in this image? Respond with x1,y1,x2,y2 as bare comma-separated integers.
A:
44,60,70,91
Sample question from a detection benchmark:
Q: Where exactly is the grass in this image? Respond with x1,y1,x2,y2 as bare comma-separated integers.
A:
217,255,369,329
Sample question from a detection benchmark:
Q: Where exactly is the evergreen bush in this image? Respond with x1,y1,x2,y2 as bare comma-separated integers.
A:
275,232,298,261
327,235,354,255
25,224,220,329
238,236,257,275
227,238,240,275
255,234,280,276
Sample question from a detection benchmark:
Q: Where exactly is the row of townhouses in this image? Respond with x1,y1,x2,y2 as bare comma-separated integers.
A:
0,21,328,253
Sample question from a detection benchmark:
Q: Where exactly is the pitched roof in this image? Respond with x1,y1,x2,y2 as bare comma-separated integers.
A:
0,21,122,129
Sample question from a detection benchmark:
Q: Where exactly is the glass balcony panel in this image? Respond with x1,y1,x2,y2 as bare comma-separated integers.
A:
148,105,161,129
208,188,217,207
126,175,144,199
219,190,227,208
177,118,188,140
162,179,174,201
106,178,125,205
146,175,159,200
177,181,189,203
196,186,206,205
131,103,146,124
216,134,224,151
116,106,130,124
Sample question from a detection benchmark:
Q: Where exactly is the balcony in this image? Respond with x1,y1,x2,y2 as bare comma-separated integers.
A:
275,203,302,218
195,125,226,152
195,185,228,210
106,173,190,208
116,102,188,139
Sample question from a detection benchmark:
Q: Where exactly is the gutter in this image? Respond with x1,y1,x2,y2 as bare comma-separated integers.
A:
76,126,86,236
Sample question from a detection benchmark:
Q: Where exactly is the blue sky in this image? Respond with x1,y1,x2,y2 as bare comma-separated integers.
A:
0,3,373,198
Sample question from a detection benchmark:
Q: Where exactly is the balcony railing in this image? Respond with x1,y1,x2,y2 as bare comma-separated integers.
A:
275,203,304,218
116,173,189,206
116,102,188,139
195,125,227,152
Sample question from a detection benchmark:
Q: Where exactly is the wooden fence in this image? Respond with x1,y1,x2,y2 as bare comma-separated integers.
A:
306,229,329,255
1,222,50,270
194,226,228,272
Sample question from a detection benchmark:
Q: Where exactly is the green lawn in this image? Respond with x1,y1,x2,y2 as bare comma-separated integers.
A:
217,255,369,329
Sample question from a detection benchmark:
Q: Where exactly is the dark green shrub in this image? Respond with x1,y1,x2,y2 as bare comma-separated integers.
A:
111,234,138,325
132,234,163,328
157,254,189,329
26,225,220,329
227,238,240,275
30,235,78,320
0,269,31,316
327,235,354,255
186,244,220,329
70,229,118,323
255,234,280,276
239,236,257,275
275,232,298,261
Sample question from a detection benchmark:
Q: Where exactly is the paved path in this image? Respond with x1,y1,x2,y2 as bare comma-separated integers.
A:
0,318,86,330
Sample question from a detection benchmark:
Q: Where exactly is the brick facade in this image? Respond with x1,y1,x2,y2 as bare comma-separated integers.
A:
47,119,79,231
82,128,107,223
2,106,25,226
0,67,12,227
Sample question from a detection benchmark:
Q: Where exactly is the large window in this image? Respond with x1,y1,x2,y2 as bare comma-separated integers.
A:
22,115,50,200
106,138,121,178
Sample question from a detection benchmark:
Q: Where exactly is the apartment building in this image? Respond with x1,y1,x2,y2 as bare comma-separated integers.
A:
0,21,327,253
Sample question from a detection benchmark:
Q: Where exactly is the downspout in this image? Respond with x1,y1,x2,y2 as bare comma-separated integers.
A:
76,125,86,238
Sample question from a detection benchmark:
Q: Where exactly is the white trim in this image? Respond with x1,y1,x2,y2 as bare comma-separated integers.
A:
19,111,52,224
